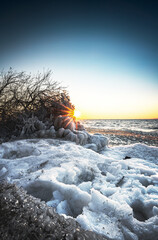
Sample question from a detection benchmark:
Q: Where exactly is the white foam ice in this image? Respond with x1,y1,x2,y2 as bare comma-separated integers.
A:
0,139,158,239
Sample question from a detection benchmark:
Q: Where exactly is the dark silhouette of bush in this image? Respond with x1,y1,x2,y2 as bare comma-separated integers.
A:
0,69,74,140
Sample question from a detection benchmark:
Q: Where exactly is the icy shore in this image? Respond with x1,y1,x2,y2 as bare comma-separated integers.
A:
0,138,158,239
0,181,106,240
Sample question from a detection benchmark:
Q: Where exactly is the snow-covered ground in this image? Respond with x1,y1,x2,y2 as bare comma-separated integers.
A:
0,138,158,240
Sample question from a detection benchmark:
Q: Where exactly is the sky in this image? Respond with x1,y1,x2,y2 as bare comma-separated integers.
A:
0,0,158,119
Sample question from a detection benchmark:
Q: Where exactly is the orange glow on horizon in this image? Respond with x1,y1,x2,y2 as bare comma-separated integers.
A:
78,108,158,120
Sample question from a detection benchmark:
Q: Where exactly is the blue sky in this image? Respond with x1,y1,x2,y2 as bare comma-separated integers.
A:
0,0,158,118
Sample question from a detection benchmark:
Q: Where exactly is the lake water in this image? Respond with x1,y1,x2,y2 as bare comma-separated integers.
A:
81,119,158,147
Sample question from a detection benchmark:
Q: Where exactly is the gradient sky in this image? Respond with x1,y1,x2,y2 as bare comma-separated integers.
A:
0,0,158,119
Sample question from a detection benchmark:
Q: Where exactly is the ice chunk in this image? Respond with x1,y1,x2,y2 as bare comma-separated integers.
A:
65,132,76,142
88,134,108,151
84,143,98,152
78,182,92,193
52,182,91,217
57,200,73,216
152,206,158,216
56,128,65,138
54,116,75,131
77,133,86,145
0,166,7,174
63,129,71,137
48,127,56,137
0,166,7,177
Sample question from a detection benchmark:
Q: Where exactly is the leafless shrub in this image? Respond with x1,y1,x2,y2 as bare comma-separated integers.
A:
0,68,74,140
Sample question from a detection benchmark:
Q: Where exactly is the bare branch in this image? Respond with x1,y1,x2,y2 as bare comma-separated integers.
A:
0,69,74,140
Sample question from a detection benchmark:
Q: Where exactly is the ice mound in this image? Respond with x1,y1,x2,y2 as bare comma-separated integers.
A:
53,115,108,151
0,139,158,239
54,115,108,151
19,115,108,152
56,128,108,151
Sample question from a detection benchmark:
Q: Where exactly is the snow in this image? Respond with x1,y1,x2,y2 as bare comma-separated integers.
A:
0,138,158,239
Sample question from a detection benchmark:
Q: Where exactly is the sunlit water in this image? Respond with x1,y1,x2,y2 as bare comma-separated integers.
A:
82,119,158,147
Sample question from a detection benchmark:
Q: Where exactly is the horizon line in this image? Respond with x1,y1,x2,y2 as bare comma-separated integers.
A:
80,118,158,120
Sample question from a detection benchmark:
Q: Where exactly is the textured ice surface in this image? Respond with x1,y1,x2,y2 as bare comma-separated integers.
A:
0,182,106,240
0,139,158,239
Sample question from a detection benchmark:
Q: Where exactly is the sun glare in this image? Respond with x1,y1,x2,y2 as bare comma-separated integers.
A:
73,110,81,118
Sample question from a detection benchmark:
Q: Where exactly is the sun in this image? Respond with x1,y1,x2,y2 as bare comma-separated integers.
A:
73,110,81,118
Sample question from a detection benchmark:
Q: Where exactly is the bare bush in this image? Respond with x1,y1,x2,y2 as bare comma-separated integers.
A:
0,69,74,140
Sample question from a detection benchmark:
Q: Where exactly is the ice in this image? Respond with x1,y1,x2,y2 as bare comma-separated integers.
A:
0,138,158,239
0,166,7,174
1,141,41,159
0,166,7,179
57,200,73,216
103,143,158,164
21,116,109,152
54,116,76,131
78,181,92,193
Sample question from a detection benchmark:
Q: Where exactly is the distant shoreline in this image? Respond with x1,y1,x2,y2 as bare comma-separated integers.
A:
81,118,158,120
